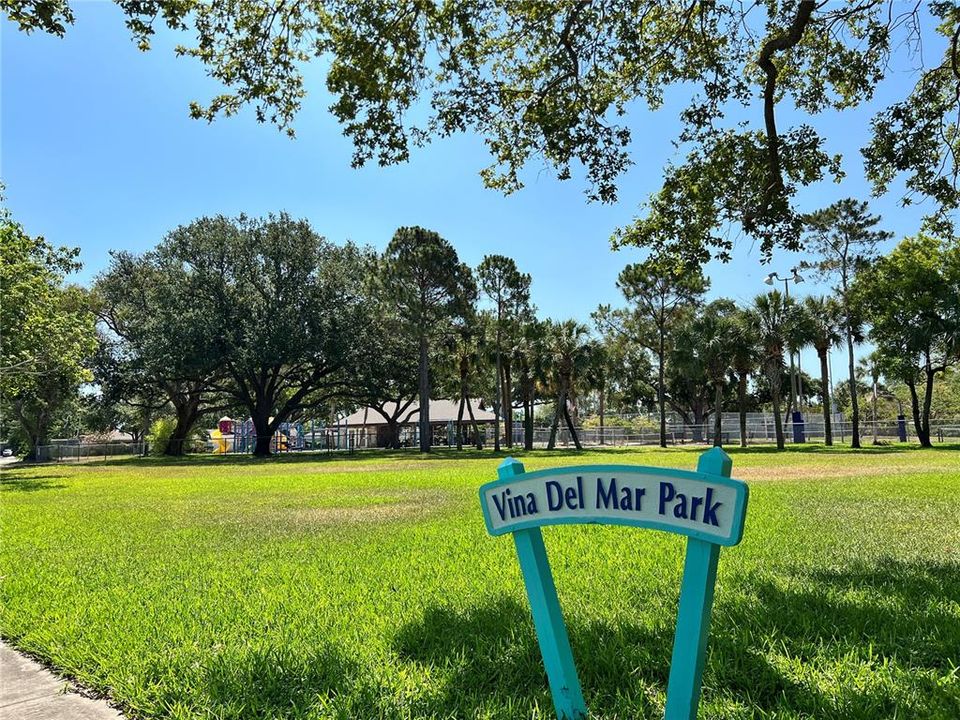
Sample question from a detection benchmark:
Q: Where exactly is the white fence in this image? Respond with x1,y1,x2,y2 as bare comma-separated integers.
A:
520,418,957,448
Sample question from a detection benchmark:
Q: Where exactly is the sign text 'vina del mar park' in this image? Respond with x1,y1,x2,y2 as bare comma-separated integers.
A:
479,447,749,720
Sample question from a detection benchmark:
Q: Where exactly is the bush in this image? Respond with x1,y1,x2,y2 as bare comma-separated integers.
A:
581,415,659,434
146,418,176,456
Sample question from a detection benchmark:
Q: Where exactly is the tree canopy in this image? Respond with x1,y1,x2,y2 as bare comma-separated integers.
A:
11,1,959,264
380,226,475,452
853,234,960,446
162,213,375,456
0,204,96,457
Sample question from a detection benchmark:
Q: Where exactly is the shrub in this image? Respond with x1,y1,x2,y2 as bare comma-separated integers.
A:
146,418,176,456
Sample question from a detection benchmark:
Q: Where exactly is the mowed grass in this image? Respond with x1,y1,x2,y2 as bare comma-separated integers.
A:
1,444,958,719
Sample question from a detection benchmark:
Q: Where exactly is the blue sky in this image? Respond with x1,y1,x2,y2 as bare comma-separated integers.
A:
0,3,942,378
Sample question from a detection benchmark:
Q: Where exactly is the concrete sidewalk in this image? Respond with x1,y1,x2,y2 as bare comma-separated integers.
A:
0,643,123,719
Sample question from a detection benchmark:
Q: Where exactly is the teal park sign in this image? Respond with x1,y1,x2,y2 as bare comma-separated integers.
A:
479,447,748,720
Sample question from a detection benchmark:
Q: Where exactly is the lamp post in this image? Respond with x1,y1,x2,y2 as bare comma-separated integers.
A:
764,267,805,442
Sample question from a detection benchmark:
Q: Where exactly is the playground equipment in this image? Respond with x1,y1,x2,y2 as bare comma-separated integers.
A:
211,417,305,454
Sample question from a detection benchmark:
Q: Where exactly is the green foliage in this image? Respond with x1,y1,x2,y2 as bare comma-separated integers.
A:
890,367,960,421
749,291,799,377
381,227,475,335
802,199,894,296
799,296,844,357
593,328,653,414
0,203,96,457
380,226,476,451
146,417,176,456
95,240,229,455
13,3,960,262
747,290,803,448
863,2,960,231
855,234,960,384
477,254,532,445
665,299,738,434
853,234,960,444
581,414,658,434
544,319,593,449
2,0,74,35
161,213,375,455
594,256,708,444
1,447,958,719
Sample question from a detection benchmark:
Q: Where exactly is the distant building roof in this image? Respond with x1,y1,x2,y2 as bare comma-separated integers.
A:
77,430,136,442
340,399,496,426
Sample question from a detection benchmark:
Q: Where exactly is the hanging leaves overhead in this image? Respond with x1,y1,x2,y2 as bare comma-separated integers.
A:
12,1,960,261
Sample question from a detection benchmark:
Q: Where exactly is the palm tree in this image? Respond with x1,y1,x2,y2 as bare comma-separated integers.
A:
450,328,485,450
545,319,592,450
857,351,883,445
749,290,796,450
698,301,738,447
583,340,610,445
730,309,761,447
801,296,843,445
515,318,548,451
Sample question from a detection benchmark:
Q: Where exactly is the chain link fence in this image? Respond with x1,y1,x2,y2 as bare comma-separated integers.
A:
32,442,146,462
18,417,959,463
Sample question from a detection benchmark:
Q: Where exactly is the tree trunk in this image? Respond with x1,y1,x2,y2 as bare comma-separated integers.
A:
15,402,48,461
524,395,534,450
418,333,431,452
691,405,705,443
503,359,513,448
386,418,401,449
166,396,200,456
493,351,502,452
818,349,833,446
522,368,535,451
456,395,465,451
846,328,860,448
713,382,723,447
737,371,748,447
562,398,582,450
658,332,667,448
465,398,483,449
905,379,930,447
21,417,46,462
252,411,273,457
769,363,785,450
920,365,935,447
599,385,605,445
25,432,43,461
547,389,565,450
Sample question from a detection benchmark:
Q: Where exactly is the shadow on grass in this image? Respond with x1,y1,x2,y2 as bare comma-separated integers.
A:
389,557,958,718
0,471,67,492
741,558,960,669
393,597,545,701
390,594,805,717
195,643,363,718
708,557,960,717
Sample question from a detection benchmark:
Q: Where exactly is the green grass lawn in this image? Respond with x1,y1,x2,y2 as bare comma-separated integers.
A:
1,444,958,719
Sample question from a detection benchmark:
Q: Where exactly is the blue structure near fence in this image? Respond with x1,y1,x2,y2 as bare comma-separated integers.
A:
212,417,305,453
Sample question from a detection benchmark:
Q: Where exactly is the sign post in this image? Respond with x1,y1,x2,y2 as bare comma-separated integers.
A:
480,448,748,720
498,458,587,719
